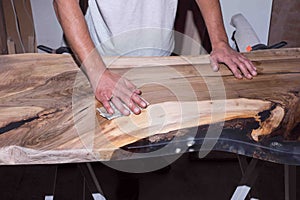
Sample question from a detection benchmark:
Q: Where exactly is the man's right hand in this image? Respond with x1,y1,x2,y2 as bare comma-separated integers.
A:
95,69,148,116
54,0,147,115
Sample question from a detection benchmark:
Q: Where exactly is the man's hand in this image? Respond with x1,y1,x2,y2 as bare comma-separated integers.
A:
210,43,257,79
194,0,257,79
95,70,148,116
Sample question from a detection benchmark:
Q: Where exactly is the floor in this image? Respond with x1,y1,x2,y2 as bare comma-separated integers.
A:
0,151,298,200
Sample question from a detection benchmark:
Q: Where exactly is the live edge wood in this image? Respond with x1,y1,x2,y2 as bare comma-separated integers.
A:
0,48,299,165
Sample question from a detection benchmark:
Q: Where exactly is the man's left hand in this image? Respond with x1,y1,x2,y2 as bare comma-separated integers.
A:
210,43,257,79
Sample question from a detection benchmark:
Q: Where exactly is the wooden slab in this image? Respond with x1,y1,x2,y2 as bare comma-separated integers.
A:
0,48,300,165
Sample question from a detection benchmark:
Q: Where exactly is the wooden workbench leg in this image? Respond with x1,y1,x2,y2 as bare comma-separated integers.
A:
284,165,297,200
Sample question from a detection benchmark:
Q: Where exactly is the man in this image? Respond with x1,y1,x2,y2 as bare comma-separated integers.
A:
54,0,257,115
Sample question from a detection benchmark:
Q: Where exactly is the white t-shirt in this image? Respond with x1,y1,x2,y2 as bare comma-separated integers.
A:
85,0,178,56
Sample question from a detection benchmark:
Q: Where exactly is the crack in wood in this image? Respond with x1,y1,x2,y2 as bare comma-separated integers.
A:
0,116,38,134
0,109,61,135
258,103,277,122
251,104,285,141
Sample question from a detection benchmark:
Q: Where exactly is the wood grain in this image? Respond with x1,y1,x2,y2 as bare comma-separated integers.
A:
0,48,299,165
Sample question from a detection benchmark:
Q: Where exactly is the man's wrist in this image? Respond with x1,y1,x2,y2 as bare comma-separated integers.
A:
80,52,107,92
211,40,229,50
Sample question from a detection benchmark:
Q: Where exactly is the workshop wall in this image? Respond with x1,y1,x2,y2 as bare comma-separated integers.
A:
31,0,88,52
31,0,64,52
269,0,300,48
174,0,273,55
219,0,273,47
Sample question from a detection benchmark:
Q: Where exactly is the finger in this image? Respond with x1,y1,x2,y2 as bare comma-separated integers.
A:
132,93,148,109
117,89,142,114
102,100,114,114
134,89,142,95
239,55,256,69
209,56,220,72
225,60,243,79
111,97,131,116
238,56,257,75
95,91,114,114
124,79,142,95
233,58,252,79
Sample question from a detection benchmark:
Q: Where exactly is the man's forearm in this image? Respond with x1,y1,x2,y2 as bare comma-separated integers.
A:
195,0,228,49
53,0,106,89
54,0,94,62
195,0,257,79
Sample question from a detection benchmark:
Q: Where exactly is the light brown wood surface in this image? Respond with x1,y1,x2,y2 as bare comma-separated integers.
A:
0,48,299,165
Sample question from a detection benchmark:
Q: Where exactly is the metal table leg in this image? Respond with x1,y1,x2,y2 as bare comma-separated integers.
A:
231,156,262,200
284,165,297,200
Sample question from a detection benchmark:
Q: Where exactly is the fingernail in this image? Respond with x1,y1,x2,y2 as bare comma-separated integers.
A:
140,97,150,106
134,89,141,95
247,74,252,79
252,71,257,76
124,110,130,116
141,101,147,108
134,107,140,114
109,108,114,114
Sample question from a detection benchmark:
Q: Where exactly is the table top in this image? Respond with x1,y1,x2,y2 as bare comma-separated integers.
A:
0,48,299,166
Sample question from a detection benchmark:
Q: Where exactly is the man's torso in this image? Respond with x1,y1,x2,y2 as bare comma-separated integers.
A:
85,0,178,56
